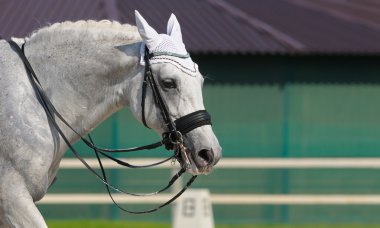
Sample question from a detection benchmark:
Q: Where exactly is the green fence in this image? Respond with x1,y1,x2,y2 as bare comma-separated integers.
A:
39,83,380,224
61,83,380,158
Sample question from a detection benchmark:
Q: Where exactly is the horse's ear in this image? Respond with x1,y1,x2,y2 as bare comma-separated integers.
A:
135,10,160,50
167,13,183,43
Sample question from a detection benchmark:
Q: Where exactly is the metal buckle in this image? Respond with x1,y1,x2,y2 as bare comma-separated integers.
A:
164,131,191,169
168,131,183,145
176,143,190,170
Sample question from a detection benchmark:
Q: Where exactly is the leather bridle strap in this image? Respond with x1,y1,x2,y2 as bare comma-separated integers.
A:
175,110,212,135
9,40,165,155
141,47,177,133
92,136,197,214
7,40,178,192
141,55,150,128
141,48,212,141
7,40,195,213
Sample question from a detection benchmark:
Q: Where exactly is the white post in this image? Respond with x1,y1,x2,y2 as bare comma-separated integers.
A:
172,189,215,228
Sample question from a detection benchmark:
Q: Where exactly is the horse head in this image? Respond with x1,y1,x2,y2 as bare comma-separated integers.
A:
130,11,222,175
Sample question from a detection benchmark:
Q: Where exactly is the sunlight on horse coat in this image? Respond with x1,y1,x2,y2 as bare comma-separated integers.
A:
0,11,221,227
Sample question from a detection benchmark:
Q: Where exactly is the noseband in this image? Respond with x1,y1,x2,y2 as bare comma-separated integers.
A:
7,40,212,214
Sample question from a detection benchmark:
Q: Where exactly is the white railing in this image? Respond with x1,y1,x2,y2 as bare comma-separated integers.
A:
59,157,380,169
38,158,380,205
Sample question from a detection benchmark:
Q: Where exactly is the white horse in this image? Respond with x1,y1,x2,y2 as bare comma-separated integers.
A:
0,11,221,227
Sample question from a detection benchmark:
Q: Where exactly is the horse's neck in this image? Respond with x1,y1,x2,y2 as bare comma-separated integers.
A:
24,24,142,140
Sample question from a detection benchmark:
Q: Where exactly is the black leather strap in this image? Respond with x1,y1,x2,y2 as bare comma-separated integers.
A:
175,110,212,134
8,39,210,214
8,40,195,213
142,48,212,135
143,47,177,133
141,56,150,128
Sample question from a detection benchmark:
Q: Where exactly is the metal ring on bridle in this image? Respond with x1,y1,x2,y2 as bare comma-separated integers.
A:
169,131,183,145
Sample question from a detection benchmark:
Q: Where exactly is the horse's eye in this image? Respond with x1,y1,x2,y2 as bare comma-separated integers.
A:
162,79,177,89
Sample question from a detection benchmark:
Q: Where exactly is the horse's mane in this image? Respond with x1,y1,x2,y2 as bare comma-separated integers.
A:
28,20,141,44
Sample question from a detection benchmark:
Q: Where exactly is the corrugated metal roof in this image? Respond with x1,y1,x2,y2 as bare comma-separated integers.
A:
1,0,380,54
117,0,288,54
227,0,380,54
0,0,107,38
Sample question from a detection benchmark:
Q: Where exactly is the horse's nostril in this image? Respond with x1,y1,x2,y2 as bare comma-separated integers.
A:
198,149,214,165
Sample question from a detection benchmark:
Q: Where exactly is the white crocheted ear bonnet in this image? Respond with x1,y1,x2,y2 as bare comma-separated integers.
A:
135,10,198,77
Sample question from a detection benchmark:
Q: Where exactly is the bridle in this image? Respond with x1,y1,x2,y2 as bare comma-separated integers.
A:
7,39,212,214
141,47,212,155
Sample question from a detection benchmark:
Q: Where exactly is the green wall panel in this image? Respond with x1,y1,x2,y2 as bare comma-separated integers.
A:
203,85,283,157
286,85,380,157
54,55,380,224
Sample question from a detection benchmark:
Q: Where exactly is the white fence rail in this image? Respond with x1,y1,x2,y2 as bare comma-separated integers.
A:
39,194,380,205
38,158,380,205
59,157,380,169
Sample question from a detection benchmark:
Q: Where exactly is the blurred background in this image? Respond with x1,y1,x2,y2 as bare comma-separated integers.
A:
2,0,380,227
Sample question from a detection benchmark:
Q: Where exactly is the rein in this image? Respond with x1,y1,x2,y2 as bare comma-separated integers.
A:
7,40,211,214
